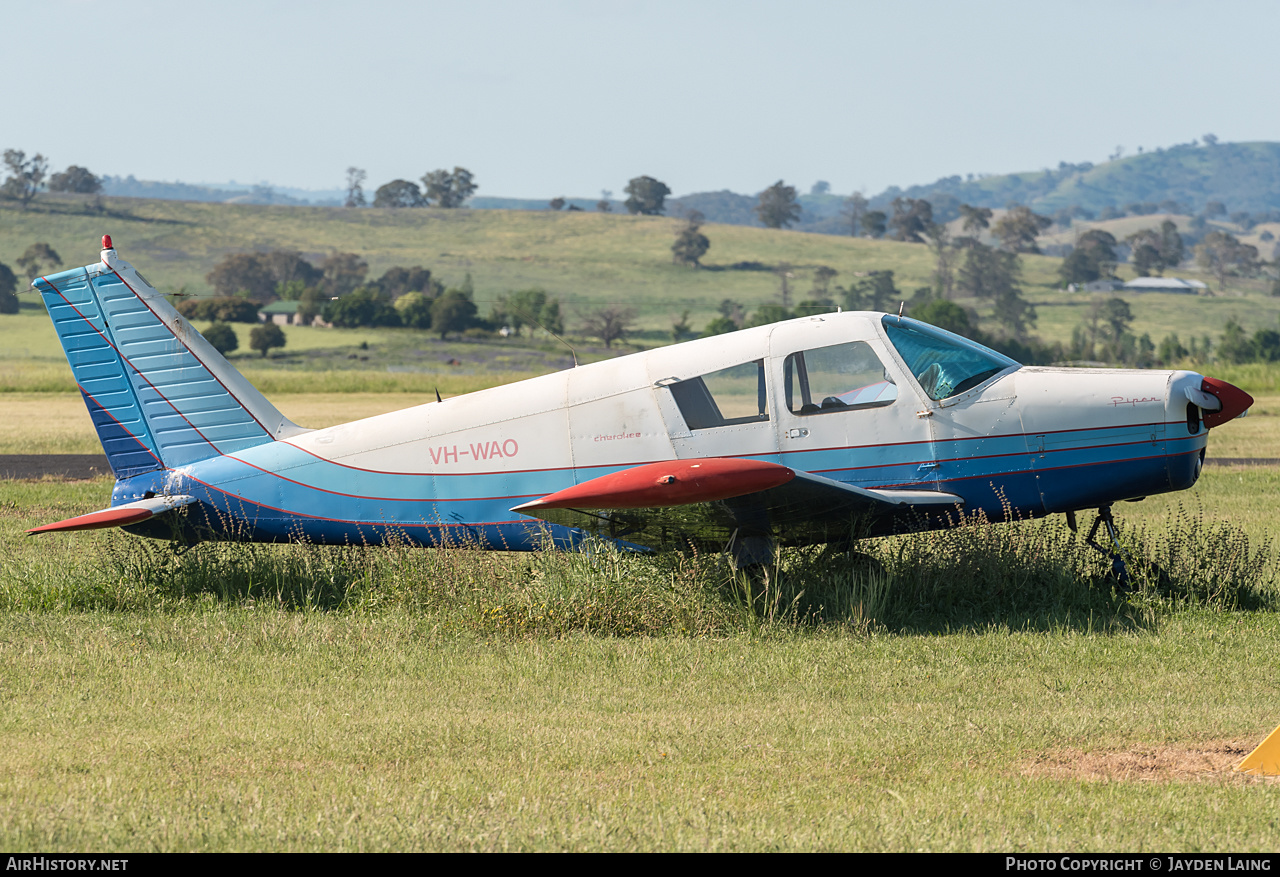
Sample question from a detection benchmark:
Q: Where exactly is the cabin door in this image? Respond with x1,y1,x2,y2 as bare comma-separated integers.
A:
770,336,938,490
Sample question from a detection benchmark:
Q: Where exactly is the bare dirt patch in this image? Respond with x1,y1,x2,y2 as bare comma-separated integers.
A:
1023,741,1277,783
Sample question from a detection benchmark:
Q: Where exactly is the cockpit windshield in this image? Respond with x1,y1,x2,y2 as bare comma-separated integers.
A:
881,316,1018,401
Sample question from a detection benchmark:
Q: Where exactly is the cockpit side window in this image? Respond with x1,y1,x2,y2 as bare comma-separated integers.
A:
668,359,768,429
881,317,1017,401
783,341,897,416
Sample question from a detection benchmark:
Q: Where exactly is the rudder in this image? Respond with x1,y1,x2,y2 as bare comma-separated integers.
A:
32,237,307,476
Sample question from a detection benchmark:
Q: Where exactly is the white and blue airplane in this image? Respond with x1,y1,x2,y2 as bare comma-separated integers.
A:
27,236,1253,565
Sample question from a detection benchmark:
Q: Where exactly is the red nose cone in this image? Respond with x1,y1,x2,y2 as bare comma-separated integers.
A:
101,234,113,250
1201,377,1253,428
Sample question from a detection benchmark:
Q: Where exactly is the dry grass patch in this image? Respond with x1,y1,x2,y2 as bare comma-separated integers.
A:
1023,741,1277,784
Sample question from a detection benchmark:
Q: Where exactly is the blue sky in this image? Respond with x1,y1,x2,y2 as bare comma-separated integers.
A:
8,0,1278,199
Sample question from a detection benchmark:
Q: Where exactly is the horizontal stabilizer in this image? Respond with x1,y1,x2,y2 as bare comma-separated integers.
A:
513,458,963,550
28,494,196,534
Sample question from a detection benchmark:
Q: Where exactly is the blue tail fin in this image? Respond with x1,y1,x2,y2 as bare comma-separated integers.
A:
32,238,307,477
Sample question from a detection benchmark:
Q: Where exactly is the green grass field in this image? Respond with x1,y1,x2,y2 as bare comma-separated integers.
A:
0,467,1277,851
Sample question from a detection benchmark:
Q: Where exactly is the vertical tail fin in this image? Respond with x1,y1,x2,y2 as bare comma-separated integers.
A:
32,237,307,477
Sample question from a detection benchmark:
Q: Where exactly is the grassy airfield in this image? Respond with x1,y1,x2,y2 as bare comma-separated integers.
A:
0,469,1277,851
2,404,1279,850
2,197,1280,850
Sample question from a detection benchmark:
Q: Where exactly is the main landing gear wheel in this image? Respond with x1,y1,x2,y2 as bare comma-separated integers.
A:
725,529,777,573
818,542,886,578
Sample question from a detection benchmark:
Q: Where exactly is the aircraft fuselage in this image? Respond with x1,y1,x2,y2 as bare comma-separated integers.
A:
109,312,1213,549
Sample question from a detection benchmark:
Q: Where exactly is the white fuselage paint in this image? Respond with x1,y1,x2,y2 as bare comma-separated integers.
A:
273,313,1208,522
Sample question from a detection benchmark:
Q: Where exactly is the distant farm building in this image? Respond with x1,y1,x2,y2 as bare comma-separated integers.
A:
1121,277,1208,294
1066,277,1208,294
257,300,331,327
258,300,299,325
1066,279,1124,293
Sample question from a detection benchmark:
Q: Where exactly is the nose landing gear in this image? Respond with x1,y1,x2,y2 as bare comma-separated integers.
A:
1070,505,1131,587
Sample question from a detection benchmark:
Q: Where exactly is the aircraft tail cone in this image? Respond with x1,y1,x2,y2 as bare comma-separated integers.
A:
1234,722,1280,776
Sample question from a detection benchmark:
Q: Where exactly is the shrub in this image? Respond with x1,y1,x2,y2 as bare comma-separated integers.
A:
249,322,286,358
177,297,261,323
201,321,238,355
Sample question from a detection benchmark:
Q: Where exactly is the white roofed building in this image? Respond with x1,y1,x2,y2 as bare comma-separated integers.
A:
1121,277,1208,294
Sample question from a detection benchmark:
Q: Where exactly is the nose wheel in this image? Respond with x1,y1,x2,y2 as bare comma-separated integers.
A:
1082,506,1130,587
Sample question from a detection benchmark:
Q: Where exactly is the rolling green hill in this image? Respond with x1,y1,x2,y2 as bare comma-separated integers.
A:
0,194,1060,330
880,141,1280,215
3,194,1279,380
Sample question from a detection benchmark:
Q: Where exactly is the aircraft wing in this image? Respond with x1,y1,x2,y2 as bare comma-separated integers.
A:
511,458,963,551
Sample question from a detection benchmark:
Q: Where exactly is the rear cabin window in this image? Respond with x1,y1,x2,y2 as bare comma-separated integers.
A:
668,360,768,430
784,341,898,415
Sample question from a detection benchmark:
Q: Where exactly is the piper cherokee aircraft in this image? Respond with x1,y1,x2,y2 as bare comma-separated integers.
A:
27,237,1253,566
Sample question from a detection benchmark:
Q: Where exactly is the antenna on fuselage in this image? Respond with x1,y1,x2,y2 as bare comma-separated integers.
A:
506,304,578,368
897,301,904,321
435,388,442,403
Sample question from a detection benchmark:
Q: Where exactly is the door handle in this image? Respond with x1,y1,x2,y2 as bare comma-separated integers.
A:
787,428,809,439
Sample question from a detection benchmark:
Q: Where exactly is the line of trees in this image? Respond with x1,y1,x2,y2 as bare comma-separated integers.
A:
831,191,1278,298
361,167,479,209
0,242,64,313
1057,222,1266,292
2,150,104,211
194,247,640,349
188,248,572,342
1062,299,1280,368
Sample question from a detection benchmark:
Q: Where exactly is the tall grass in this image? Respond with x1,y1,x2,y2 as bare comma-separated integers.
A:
0,363,78,393
1193,362,1280,394
724,515,1139,635
1,508,1272,635
1117,503,1276,610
